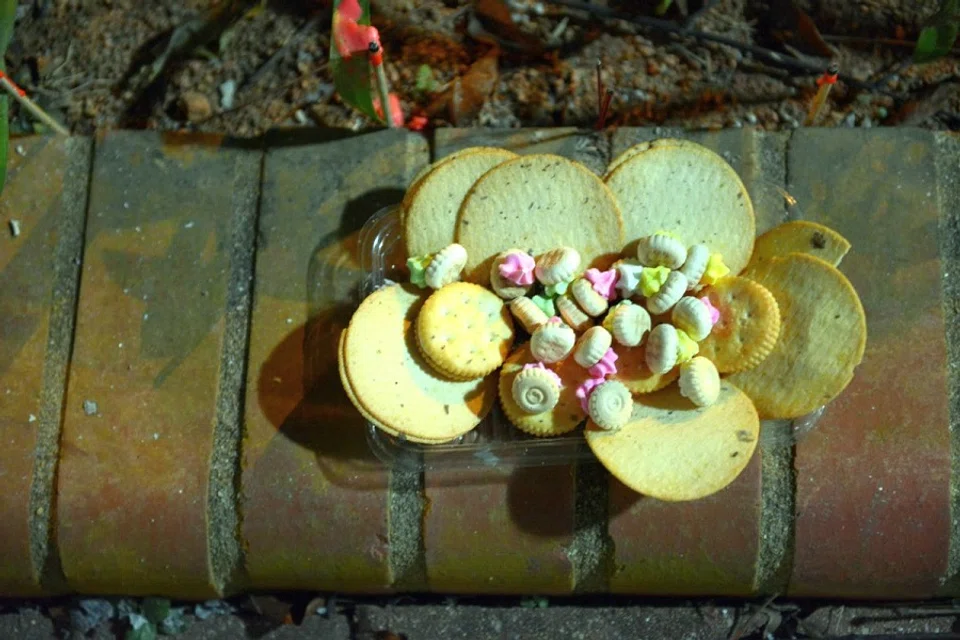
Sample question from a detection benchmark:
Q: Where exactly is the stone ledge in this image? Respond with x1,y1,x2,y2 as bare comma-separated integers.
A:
0,127,955,599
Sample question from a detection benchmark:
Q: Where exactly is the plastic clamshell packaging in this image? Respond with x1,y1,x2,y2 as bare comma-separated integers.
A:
357,195,825,471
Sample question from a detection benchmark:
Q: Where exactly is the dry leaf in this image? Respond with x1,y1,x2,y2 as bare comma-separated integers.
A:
450,51,499,125
472,0,544,52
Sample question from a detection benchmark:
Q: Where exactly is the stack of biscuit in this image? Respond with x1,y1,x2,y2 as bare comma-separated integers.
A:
337,139,867,501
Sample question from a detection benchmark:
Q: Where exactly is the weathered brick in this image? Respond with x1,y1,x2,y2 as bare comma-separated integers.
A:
0,136,90,596
423,465,576,594
56,131,260,598
607,453,761,595
787,128,951,598
434,127,609,175
241,130,428,592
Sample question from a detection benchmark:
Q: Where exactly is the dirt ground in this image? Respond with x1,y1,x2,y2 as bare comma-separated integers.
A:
3,595,960,640
3,0,960,137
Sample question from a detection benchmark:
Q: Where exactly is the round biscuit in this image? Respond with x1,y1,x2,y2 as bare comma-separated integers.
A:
498,343,592,437
611,344,679,394
404,148,517,258
455,154,625,285
344,284,497,441
697,276,782,373
338,330,458,444
416,282,515,380
585,381,760,501
726,253,867,420
745,220,851,271
605,140,755,275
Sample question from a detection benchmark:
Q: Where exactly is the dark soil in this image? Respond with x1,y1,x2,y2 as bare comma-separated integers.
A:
3,0,960,136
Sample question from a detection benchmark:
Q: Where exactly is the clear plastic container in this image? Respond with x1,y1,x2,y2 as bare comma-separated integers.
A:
357,201,825,471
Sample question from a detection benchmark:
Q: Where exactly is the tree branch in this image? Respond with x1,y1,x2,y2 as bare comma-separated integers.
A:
546,0,884,93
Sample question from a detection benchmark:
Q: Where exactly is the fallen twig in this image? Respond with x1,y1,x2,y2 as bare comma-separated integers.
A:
238,13,325,94
0,71,70,135
546,0,882,92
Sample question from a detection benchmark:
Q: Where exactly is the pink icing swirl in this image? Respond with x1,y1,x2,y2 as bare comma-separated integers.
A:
585,268,620,300
588,348,618,378
576,377,606,413
498,252,536,286
522,362,563,388
700,296,721,326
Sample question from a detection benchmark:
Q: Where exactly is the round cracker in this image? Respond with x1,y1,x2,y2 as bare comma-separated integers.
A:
455,154,625,285
698,276,782,373
605,141,755,275
338,330,456,444
611,344,679,394
603,138,688,180
416,282,515,380
726,253,867,420
404,148,518,257
746,220,851,271
498,343,592,437
344,283,497,441
585,381,759,501
402,147,503,215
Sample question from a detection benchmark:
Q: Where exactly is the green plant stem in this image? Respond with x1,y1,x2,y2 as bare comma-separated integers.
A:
0,77,70,135
373,56,396,128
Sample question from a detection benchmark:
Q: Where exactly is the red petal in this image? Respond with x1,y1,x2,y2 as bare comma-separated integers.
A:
336,0,362,22
406,115,429,132
374,93,405,127
334,21,380,58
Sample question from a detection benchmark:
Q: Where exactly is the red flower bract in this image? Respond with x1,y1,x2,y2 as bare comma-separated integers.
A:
333,0,381,59
374,93,405,127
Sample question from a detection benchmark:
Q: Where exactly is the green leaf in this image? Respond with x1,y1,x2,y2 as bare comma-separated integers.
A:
141,598,171,626
654,0,673,16
415,64,438,94
0,96,7,196
914,22,959,62
125,619,158,640
0,0,15,56
330,0,381,123
1,0,16,197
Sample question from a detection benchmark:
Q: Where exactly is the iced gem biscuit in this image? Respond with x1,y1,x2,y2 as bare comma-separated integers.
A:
571,278,609,317
636,233,687,269
646,323,679,374
499,343,593,437
490,249,536,300
588,380,634,431
614,259,645,298
672,296,714,341
585,268,620,301
574,326,613,369
555,294,593,332
678,356,721,407
679,243,710,290
424,243,468,290
530,316,576,363
509,296,549,334
606,300,651,347
646,270,688,315
535,247,581,286
512,363,563,414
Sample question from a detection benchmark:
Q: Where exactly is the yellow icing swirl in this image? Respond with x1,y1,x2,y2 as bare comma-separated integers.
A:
639,266,670,297
407,254,433,288
675,328,700,364
701,253,729,285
